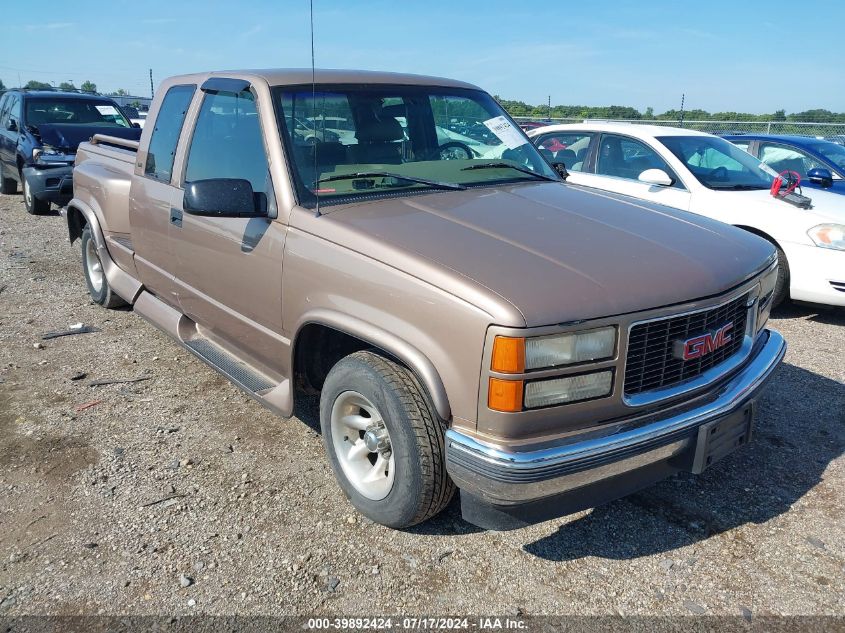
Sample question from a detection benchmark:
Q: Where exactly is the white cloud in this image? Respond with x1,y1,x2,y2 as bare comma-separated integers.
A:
25,22,75,30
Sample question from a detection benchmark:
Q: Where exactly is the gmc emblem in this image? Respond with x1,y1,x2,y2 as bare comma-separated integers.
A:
673,322,734,361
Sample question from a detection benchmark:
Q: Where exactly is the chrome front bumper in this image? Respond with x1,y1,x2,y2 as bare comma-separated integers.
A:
446,329,786,509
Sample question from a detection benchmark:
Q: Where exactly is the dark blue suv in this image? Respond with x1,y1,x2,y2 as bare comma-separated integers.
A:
723,134,845,196
0,89,142,214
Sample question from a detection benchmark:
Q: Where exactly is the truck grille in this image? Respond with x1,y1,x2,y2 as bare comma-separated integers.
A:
624,293,749,397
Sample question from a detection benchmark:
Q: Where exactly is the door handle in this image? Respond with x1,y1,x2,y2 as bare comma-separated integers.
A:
170,207,183,228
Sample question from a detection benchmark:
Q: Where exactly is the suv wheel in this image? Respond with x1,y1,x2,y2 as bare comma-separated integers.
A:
320,350,455,528
81,226,126,308
22,172,50,215
0,165,16,194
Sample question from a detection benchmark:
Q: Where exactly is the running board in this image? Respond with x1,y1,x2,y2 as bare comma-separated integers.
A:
184,339,275,393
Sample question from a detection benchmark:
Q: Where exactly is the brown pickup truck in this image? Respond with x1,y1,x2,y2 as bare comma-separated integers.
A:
62,69,786,530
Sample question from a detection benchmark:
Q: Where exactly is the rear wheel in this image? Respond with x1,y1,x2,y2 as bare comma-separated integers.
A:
320,350,454,528
81,226,126,308
22,172,50,215
0,165,16,194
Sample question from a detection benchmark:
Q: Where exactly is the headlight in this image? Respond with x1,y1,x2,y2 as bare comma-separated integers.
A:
33,145,73,164
524,371,613,409
524,327,616,370
808,224,845,251
491,327,616,373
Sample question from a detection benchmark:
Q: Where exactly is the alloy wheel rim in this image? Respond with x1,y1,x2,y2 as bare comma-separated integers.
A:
330,390,395,500
84,238,104,293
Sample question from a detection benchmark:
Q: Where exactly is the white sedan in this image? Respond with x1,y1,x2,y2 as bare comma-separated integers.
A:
528,123,845,307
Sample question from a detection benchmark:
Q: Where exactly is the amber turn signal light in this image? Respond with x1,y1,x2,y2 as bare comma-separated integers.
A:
491,336,525,373
488,377,524,412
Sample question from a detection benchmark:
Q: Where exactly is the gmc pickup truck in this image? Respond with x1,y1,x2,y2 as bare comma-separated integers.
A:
63,69,785,530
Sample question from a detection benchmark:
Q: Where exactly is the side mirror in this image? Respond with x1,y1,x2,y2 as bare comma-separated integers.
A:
638,168,674,186
6,119,17,132
183,179,261,217
807,167,833,188
131,122,141,129
552,162,569,180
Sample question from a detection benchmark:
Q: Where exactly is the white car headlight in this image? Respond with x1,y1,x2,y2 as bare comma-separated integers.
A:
808,224,845,251
524,371,613,408
524,327,616,369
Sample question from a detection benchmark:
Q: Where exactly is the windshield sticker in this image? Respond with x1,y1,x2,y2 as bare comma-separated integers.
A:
482,116,527,149
95,105,119,116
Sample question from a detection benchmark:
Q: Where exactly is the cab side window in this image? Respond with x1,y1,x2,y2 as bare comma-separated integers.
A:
596,134,681,187
0,95,9,128
9,96,21,127
758,142,823,177
184,89,270,211
144,84,195,182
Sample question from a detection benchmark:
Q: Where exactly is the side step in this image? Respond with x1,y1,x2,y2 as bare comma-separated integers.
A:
184,339,275,394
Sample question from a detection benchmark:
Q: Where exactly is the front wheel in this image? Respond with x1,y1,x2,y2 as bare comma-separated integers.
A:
81,226,126,308
23,173,50,215
772,244,790,308
320,350,455,528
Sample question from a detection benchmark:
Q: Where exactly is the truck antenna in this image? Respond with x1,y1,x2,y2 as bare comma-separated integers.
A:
311,0,320,217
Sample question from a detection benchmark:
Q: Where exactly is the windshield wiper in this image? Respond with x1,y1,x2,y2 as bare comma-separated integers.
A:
709,184,769,190
315,171,466,191
460,162,559,182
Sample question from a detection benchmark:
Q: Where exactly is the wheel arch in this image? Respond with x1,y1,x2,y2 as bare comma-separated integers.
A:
291,311,452,422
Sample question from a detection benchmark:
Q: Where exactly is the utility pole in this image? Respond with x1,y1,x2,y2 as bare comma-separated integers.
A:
678,93,685,128
548,95,551,121
149,69,154,99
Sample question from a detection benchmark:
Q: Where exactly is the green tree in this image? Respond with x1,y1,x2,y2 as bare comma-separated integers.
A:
643,106,654,119
25,80,53,90
110,88,129,96
772,109,786,121
0,78,5,91
59,81,76,91
80,80,97,93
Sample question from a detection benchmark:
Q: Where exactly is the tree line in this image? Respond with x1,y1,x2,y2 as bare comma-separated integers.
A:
0,78,134,98
494,97,845,123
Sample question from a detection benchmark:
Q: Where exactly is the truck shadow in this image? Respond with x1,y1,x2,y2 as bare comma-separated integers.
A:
521,362,844,561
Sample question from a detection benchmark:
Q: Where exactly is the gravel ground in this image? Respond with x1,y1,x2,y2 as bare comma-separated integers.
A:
0,191,843,617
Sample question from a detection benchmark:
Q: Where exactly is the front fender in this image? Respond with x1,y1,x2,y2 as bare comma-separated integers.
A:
292,309,451,422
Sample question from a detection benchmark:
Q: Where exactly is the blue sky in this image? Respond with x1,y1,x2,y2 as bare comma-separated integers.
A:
1,0,842,114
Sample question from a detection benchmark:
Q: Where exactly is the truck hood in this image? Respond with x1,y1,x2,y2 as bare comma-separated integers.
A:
29,124,142,153
324,182,775,327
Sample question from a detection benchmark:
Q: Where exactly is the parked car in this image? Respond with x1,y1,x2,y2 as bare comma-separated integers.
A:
529,123,845,308
723,134,845,196
121,105,148,129
0,89,142,213
825,135,845,147
517,120,552,131
62,70,784,530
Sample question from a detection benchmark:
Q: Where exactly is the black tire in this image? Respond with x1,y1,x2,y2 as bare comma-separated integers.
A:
22,172,50,215
320,350,455,528
81,226,126,309
771,244,790,308
0,165,16,194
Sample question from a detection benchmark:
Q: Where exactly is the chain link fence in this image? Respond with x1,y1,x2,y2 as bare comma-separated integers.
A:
512,117,845,140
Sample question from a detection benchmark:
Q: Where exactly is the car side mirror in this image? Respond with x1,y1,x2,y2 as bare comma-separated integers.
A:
638,168,674,187
6,119,17,132
183,179,262,217
131,122,141,129
552,162,569,180
807,167,833,188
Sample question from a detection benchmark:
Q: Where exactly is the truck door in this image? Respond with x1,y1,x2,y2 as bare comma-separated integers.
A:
128,84,196,307
169,79,287,376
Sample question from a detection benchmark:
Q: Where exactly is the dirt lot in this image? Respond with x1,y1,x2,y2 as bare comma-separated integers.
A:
0,191,843,617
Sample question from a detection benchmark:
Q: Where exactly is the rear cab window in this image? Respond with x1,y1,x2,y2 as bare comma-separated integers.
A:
144,85,196,182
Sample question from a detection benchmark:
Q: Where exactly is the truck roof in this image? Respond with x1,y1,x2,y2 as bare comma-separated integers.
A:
164,68,482,90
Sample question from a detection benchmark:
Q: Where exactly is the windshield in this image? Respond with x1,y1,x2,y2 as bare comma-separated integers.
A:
272,84,558,206
25,98,132,128
658,135,776,190
812,141,845,172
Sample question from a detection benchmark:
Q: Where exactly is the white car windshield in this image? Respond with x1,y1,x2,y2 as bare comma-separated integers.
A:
273,84,559,206
658,135,776,190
